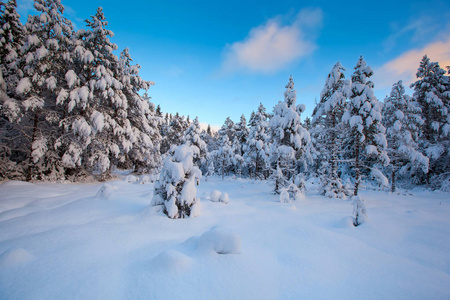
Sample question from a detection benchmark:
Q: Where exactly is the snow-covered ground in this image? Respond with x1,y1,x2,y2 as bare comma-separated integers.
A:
0,176,449,300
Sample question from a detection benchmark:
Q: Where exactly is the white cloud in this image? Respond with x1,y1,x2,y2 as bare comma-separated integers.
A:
374,38,450,91
220,8,323,74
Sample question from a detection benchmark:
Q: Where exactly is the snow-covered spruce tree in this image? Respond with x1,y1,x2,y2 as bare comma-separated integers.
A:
73,7,128,180
116,48,161,174
382,80,428,192
243,103,270,180
342,56,389,196
204,152,216,180
160,112,185,155
215,134,234,179
0,68,22,179
151,144,202,219
235,114,248,155
159,113,170,153
0,0,25,179
54,7,159,180
0,0,24,95
231,136,245,177
311,62,351,198
201,123,218,151
182,116,207,167
410,55,450,186
218,116,236,142
11,0,74,181
269,75,312,196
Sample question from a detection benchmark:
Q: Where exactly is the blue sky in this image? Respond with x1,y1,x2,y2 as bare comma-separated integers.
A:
17,0,450,129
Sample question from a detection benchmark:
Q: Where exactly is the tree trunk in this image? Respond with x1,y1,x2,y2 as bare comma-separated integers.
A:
26,112,39,181
221,156,224,180
391,169,396,193
330,113,338,181
354,143,360,196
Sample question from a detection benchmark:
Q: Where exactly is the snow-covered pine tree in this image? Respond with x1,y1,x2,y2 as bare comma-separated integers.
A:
12,0,74,180
52,7,159,180
218,116,236,142
231,136,245,177
382,80,428,191
215,134,234,179
0,0,24,95
78,7,128,179
235,114,248,155
200,123,218,156
116,48,161,174
232,114,249,177
243,103,270,180
410,55,450,186
155,104,162,117
342,56,389,195
151,144,202,219
204,152,215,180
311,62,351,198
161,112,185,155
269,75,311,195
0,68,21,178
183,116,207,167
206,124,212,136
0,0,25,179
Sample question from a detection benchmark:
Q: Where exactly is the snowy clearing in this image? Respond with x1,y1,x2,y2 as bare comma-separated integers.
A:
0,177,449,300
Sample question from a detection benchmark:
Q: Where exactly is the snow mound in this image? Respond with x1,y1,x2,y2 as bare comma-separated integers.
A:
210,190,221,202
210,190,229,204
96,183,118,199
199,226,241,254
139,175,152,184
190,201,202,217
151,250,193,274
219,192,229,204
0,248,34,268
125,175,138,183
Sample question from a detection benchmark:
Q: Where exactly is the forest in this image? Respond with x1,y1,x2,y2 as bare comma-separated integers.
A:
1,0,449,219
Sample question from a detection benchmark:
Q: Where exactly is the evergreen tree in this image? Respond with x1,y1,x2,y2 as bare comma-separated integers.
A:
218,116,236,142
11,0,74,180
410,55,450,185
183,116,207,167
152,144,202,219
269,75,311,194
215,134,234,179
116,48,161,174
235,114,248,154
206,124,212,136
0,0,24,95
342,56,389,195
155,104,162,117
243,103,270,180
161,112,185,154
311,62,350,198
383,80,428,191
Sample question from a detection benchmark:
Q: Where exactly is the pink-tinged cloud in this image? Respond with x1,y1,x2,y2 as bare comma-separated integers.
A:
221,8,323,74
374,39,450,89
